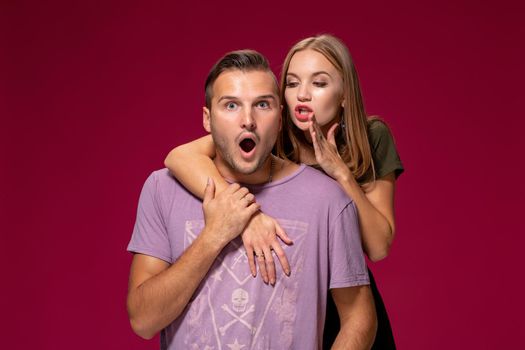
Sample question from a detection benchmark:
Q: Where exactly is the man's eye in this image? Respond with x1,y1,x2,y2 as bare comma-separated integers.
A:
226,102,237,110
257,101,270,109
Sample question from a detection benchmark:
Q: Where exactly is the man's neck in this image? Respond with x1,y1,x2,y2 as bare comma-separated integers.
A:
213,155,299,185
214,155,274,185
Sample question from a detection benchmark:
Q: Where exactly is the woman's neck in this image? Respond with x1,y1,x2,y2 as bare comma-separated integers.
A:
297,137,317,165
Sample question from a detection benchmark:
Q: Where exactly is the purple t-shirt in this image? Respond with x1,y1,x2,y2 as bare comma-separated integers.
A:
128,164,369,350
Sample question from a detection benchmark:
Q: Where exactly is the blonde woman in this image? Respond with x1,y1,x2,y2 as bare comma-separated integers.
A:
165,35,403,349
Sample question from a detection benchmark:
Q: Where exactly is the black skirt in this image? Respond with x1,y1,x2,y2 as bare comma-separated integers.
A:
322,268,396,349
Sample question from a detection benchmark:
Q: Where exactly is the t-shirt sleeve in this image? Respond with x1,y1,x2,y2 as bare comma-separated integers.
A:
369,119,404,179
328,201,369,289
127,172,173,263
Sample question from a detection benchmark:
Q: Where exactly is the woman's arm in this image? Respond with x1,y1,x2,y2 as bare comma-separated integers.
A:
164,135,228,197
334,172,395,262
164,136,292,283
309,118,396,262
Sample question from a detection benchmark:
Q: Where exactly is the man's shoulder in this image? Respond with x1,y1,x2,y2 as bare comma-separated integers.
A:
142,168,187,195
295,165,354,205
149,167,173,182
300,165,344,188
139,168,200,218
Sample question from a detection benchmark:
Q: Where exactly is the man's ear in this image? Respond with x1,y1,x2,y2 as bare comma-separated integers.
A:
203,106,211,133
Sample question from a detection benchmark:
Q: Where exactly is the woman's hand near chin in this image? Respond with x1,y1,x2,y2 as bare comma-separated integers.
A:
241,211,293,285
308,115,351,182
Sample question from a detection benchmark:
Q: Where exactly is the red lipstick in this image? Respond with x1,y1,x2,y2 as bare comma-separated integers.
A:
294,104,313,122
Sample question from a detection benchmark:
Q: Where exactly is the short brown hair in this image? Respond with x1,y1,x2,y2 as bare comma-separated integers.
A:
204,50,277,109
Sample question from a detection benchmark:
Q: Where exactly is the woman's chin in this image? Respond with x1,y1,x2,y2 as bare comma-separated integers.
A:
291,118,310,131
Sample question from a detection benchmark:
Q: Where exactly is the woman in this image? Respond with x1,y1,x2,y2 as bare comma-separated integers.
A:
165,34,403,349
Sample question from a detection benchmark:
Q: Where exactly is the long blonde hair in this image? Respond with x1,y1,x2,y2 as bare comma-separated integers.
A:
276,34,375,183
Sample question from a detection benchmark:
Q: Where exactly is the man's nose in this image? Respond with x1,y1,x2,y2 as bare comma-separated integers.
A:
241,109,256,130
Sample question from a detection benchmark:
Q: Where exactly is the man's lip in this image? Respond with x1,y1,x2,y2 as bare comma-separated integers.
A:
237,132,258,159
237,132,257,144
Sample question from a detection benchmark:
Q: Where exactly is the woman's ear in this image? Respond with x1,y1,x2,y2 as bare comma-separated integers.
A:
203,106,211,133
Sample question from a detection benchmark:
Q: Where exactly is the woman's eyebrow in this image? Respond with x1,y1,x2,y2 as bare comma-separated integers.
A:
286,71,332,78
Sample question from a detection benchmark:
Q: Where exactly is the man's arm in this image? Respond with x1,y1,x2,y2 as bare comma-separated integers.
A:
127,179,260,339
331,286,377,350
127,232,225,339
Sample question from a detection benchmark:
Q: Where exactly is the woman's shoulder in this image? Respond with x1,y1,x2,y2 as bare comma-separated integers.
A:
367,117,393,147
366,117,404,179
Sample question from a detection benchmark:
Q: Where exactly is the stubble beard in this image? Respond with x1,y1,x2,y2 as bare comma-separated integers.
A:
213,133,269,176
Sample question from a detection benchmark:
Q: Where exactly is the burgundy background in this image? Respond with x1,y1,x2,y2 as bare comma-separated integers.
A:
2,0,524,349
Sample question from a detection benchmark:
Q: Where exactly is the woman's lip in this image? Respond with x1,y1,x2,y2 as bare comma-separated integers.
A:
295,104,312,112
294,105,313,122
294,110,311,122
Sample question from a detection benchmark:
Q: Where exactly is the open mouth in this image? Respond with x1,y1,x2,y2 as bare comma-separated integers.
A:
296,106,311,114
294,105,313,121
239,137,256,153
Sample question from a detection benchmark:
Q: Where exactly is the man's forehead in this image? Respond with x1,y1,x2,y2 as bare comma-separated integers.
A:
212,69,279,101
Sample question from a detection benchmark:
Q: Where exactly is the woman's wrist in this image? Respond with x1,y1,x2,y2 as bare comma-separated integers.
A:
334,166,353,183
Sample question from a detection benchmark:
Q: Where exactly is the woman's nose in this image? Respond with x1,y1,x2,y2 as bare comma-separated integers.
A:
297,85,311,101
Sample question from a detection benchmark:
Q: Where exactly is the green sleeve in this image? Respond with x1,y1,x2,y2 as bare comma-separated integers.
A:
368,119,404,179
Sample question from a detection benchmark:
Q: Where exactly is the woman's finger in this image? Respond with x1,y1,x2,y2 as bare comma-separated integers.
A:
244,242,257,277
327,123,339,148
275,222,293,245
311,115,325,144
311,128,322,158
262,246,276,285
271,242,290,276
256,251,269,284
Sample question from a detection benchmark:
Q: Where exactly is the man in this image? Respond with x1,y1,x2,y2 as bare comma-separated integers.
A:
127,50,377,349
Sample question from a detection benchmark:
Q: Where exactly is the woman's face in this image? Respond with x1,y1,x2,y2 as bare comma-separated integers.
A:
284,49,344,132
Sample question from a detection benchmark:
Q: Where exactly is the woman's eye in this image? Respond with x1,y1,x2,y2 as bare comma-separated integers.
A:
313,81,327,87
286,81,298,88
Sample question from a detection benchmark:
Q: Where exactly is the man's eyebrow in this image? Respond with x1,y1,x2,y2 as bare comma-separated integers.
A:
256,94,278,100
217,95,277,103
217,95,239,103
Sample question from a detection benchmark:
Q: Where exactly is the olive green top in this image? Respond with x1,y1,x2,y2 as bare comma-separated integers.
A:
358,119,404,183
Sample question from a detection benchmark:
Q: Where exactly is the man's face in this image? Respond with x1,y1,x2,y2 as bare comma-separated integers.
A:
203,69,281,182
